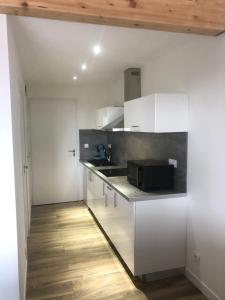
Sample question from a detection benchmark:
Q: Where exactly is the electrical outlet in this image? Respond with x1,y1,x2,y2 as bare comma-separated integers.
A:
84,144,89,149
168,158,178,168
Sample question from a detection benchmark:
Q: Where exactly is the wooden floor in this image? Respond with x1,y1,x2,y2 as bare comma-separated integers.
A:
27,201,206,300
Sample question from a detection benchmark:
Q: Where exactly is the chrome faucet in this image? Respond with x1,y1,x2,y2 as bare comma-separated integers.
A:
106,148,111,164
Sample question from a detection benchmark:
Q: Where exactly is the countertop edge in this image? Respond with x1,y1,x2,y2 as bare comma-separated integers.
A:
80,161,187,202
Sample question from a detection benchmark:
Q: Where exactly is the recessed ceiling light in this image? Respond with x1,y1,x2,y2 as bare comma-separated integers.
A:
81,64,87,70
93,44,102,55
73,76,78,80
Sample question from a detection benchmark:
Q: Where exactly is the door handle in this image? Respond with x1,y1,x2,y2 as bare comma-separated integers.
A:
105,194,108,207
88,171,92,182
68,149,76,156
114,193,117,208
103,183,105,196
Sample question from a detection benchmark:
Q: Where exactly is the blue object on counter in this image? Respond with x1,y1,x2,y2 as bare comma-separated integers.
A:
96,144,106,159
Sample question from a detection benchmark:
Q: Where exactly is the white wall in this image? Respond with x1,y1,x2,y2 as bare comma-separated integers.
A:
0,14,20,300
7,16,30,300
141,35,225,300
28,83,124,129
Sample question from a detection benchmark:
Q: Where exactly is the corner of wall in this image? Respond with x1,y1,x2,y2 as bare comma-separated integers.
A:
185,269,222,300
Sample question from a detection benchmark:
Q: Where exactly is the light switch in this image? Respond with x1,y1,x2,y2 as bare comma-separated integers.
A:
84,144,89,149
168,158,177,168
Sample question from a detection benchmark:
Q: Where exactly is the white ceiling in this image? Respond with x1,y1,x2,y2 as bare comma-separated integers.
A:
11,16,197,86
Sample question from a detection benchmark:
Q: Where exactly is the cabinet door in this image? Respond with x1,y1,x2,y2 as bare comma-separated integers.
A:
86,170,95,210
124,94,188,133
96,108,104,129
155,94,188,132
110,192,135,274
124,95,155,132
100,185,114,239
96,107,108,129
135,197,187,275
93,176,105,222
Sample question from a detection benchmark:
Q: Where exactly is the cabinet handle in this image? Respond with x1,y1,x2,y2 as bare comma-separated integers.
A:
114,193,117,208
88,171,92,182
105,194,108,207
106,186,112,191
103,183,105,196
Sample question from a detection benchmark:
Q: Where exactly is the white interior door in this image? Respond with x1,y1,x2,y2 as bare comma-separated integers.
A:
31,98,82,205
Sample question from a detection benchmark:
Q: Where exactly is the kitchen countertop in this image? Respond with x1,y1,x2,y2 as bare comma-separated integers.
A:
81,161,187,202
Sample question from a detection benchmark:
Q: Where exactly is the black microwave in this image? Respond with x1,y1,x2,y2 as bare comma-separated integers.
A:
127,159,174,192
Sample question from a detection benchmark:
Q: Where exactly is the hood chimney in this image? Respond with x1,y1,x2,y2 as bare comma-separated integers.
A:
124,68,141,101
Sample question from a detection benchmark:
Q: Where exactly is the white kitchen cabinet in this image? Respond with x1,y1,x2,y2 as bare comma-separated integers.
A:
135,197,187,276
101,186,135,273
92,175,105,221
124,93,188,133
85,167,187,277
97,106,124,129
86,169,95,211
86,169,105,218
111,191,135,274
101,185,115,240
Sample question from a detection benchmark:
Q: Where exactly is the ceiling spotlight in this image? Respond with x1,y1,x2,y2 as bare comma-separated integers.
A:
81,64,87,70
73,76,78,80
93,44,102,55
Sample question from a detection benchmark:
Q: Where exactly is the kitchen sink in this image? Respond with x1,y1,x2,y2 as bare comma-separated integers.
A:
87,159,117,167
99,168,127,177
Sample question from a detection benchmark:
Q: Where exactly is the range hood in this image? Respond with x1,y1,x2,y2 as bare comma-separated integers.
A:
96,68,141,131
97,106,124,130
124,68,141,102
101,112,124,130
112,68,141,131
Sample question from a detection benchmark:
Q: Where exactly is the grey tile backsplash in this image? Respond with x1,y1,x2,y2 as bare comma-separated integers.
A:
79,130,108,161
80,130,187,192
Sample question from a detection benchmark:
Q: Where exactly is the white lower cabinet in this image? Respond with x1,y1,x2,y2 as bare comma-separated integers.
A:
86,169,105,219
86,169,95,210
86,168,187,277
110,192,135,273
134,197,187,275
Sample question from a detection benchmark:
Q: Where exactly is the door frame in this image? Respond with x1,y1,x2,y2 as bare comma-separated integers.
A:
21,90,32,237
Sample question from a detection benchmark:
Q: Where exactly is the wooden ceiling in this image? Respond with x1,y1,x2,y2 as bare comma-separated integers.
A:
0,0,225,36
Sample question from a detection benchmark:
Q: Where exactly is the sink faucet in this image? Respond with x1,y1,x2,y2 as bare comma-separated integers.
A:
106,147,111,164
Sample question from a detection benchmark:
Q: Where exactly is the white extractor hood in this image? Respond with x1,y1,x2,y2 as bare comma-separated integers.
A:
96,106,124,130
96,68,141,131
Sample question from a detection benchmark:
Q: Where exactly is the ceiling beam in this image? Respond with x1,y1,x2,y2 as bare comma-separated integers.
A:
0,0,225,36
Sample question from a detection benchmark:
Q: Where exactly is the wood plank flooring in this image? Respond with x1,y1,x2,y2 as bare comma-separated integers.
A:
27,201,207,300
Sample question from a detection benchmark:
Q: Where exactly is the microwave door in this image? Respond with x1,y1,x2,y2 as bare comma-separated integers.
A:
137,167,143,188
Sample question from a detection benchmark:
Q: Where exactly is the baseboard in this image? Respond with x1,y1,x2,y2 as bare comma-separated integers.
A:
140,267,185,282
33,199,84,206
185,269,222,300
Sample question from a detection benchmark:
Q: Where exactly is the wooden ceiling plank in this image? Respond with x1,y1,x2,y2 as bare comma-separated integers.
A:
0,0,225,36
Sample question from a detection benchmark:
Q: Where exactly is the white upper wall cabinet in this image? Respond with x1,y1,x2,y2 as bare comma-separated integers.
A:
124,94,188,133
97,107,124,129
